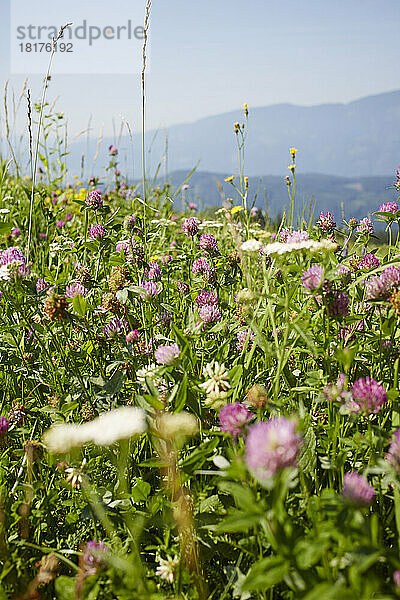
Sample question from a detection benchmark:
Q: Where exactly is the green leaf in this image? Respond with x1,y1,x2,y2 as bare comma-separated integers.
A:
303,584,353,600
214,511,261,533
72,294,87,317
55,576,75,600
131,479,151,503
295,539,326,569
218,481,259,511
299,420,316,475
242,556,290,591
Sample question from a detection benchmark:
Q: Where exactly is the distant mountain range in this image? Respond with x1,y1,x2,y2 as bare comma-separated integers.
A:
154,170,396,222
67,89,400,179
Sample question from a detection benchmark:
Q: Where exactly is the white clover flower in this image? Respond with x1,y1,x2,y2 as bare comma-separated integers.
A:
200,361,231,408
136,363,160,383
236,288,257,304
65,458,86,488
262,239,337,256
158,411,198,440
240,239,262,252
43,407,147,453
156,555,179,583
0,265,10,281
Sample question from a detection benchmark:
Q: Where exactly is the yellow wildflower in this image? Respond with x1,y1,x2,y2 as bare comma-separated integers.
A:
231,206,244,215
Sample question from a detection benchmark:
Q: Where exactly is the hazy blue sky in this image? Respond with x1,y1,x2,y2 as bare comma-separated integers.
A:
1,0,400,138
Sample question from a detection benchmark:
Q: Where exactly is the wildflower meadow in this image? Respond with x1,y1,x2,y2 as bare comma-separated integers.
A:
2,11,400,600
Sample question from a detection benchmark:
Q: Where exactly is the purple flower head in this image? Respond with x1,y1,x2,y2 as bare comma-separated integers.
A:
86,189,103,210
192,258,212,274
245,418,302,482
279,229,309,243
162,255,173,265
302,264,324,291
145,261,162,280
116,241,130,254
317,211,336,233
196,290,218,307
177,280,189,294
220,402,253,440
366,265,400,300
109,145,118,156
88,224,107,240
394,570,400,589
65,213,73,222
65,283,88,298
251,207,259,218
103,318,128,339
83,540,109,575
327,291,350,317
126,244,145,266
199,233,219,254
202,266,217,284
378,202,398,214
56,220,65,229
395,166,400,190
155,343,181,365
11,227,21,238
357,217,374,236
1,247,26,266
182,217,201,237
36,278,49,293
115,169,121,176
74,263,91,284
350,377,387,414
385,430,400,473
358,253,380,271
336,264,352,284
188,202,197,210
126,329,140,343
342,472,375,507
39,232,47,240
157,310,173,328
192,258,217,283
381,339,393,352
198,303,221,325
237,328,255,352
139,280,162,300
123,214,136,231
0,417,10,437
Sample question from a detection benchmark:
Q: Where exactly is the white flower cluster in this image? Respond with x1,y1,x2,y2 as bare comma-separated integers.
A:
49,238,74,258
200,361,230,408
156,555,179,583
136,363,161,384
262,238,337,257
240,239,262,252
198,221,224,229
43,406,147,453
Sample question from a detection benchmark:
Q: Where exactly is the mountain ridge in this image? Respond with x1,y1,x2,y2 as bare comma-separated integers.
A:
65,89,400,179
